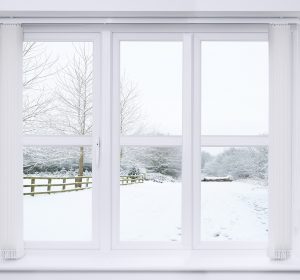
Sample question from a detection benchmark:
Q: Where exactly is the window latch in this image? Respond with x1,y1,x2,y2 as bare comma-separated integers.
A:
95,137,100,167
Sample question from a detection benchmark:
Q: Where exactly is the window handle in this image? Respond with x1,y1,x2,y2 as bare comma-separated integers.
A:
95,137,100,167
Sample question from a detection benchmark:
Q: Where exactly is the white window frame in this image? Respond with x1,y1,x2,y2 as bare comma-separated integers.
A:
193,32,269,250
20,23,293,257
111,32,192,250
23,32,103,250
111,31,270,251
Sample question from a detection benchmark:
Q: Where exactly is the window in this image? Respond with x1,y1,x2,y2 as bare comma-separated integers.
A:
120,146,182,242
0,24,285,260
201,41,268,135
200,147,268,242
23,146,93,241
193,36,269,248
22,34,101,248
21,32,269,249
112,35,185,248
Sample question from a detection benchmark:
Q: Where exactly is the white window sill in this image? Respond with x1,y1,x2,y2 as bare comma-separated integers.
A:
1,252,300,272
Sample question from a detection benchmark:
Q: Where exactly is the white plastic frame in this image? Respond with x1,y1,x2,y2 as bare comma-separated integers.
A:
21,25,274,254
111,32,192,250
193,32,269,250
23,32,102,250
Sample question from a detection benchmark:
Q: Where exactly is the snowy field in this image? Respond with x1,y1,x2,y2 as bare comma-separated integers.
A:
120,181,182,241
24,186,92,241
24,180,268,242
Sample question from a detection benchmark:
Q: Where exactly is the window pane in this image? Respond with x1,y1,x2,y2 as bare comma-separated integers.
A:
120,146,182,241
120,41,182,136
23,42,93,136
201,42,268,135
201,147,268,241
23,146,92,241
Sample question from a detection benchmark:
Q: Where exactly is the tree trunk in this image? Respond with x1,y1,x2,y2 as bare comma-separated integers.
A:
120,147,124,160
75,146,84,188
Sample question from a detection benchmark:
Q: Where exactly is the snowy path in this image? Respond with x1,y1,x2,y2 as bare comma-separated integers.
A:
201,182,268,241
24,181,267,242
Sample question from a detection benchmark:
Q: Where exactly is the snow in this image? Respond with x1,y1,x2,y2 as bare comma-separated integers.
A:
24,186,92,241
201,181,268,241
120,181,181,241
23,180,268,242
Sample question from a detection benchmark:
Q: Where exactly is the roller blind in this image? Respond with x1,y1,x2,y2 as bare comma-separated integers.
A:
268,24,292,261
0,24,24,260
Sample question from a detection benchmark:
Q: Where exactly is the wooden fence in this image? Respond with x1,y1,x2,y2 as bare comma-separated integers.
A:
23,176,92,196
120,175,144,185
23,174,144,196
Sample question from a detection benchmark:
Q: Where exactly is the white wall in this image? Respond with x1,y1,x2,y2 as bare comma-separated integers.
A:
0,0,299,12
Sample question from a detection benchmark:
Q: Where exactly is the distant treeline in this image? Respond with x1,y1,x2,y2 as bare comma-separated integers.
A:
23,146,92,174
23,146,268,183
202,147,268,182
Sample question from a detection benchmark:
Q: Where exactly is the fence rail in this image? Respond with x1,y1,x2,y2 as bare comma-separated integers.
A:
23,174,144,196
120,175,144,185
23,176,92,196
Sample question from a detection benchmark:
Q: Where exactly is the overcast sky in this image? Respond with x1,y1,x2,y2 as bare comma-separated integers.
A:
25,40,268,137
120,41,183,135
201,41,268,135
121,40,268,136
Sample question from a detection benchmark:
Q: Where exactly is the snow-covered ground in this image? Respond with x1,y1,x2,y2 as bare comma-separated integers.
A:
201,181,268,241
120,181,182,241
24,187,92,241
24,180,268,242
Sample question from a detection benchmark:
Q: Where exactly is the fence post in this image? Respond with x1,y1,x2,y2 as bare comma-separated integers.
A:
62,178,66,191
75,176,82,188
47,178,51,193
30,178,35,197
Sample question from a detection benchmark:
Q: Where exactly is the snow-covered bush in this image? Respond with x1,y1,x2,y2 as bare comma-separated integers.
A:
203,147,268,184
128,165,141,177
120,146,181,181
145,173,175,183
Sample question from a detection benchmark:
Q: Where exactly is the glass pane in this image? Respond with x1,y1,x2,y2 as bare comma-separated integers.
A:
120,146,182,241
120,41,182,136
201,41,268,135
23,146,92,241
23,42,93,135
201,147,268,241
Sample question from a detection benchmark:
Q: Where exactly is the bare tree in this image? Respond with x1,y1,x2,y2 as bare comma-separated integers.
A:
23,42,57,133
55,44,144,181
120,74,143,135
54,43,93,186
120,73,146,159
55,43,93,136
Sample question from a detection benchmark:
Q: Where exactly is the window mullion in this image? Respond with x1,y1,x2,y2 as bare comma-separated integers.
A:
91,33,102,249
180,33,194,249
98,30,112,252
192,36,202,249
111,35,121,249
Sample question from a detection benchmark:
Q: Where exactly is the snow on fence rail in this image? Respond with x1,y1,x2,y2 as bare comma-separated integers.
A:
23,175,144,196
